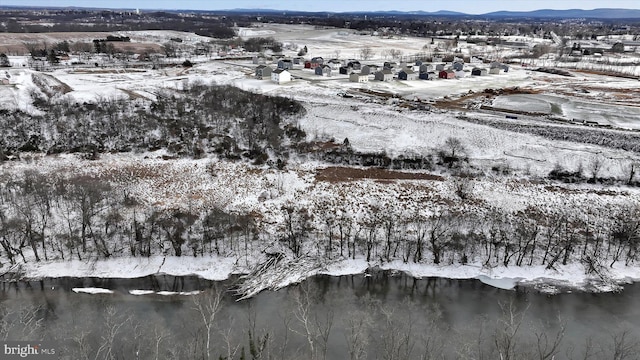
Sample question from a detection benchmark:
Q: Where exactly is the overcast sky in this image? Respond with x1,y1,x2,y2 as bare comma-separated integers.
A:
4,0,639,14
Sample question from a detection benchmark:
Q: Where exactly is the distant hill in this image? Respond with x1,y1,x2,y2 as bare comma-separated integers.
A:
1,5,640,19
224,7,640,19
483,8,640,19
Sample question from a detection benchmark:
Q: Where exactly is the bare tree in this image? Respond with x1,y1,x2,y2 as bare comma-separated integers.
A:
534,316,566,360
290,282,334,360
359,47,374,60
378,302,416,360
192,288,224,360
95,305,132,360
389,49,403,59
625,161,638,185
0,303,44,341
493,300,528,360
589,156,604,182
345,310,372,360
609,330,640,360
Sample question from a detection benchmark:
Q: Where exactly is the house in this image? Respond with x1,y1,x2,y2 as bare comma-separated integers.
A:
271,69,292,84
349,72,369,83
315,65,332,77
255,65,272,79
278,59,293,70
452,62,464,71
471,68,488,76
489,67,501,75
339,66,353,75
374,69,394,81
501,64,510,73
361,64,378,75
311,57,324,65
439,70,455,79
347,61,361,70
383,61,397,69
328,59,342,70
293,57,305,65
398,69,418,81
490,62,502,69
419,64,433,73
470,56,483,64
419,71,436,80
304,61,319,69
415,60,423,67
432,57,443,63
435,64,446,71
252,56,266,64
454,70,466,78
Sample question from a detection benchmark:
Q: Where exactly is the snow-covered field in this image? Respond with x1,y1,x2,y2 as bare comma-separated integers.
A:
3,26,640,294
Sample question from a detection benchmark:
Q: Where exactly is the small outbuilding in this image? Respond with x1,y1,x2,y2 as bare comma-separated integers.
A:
271,69,292,84
374,69,394,81
419,64,433,73
349,72,369,83
439,70,455,79
328,59,342,70
255,65,272,79
278,59,293,70
315,65,332,77
339,66,352,75
419,71,436,80
471,68,488,76
398,69,418,81
304,61,320,69
347,60,362,70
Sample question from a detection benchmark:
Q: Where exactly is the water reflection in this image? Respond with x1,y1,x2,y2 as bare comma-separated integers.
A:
0,271,638,359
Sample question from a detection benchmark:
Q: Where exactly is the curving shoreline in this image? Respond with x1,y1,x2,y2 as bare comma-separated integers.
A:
6,255,640,296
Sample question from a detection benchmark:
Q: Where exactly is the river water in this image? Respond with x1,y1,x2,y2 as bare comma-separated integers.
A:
1,272,639,359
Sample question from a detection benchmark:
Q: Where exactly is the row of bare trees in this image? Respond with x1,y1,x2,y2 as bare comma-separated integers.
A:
1,167,639,272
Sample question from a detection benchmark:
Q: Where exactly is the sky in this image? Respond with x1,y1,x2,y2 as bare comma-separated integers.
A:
2,0,639,14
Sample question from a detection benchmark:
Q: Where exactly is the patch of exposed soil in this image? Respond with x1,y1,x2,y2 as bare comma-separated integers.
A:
434,86,540,111
316,166,444,182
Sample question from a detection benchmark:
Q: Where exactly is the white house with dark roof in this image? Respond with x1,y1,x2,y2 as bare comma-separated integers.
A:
349,72,369,83
271,69,292,84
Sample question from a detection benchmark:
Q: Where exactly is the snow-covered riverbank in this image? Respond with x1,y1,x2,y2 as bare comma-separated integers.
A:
9,255,640,295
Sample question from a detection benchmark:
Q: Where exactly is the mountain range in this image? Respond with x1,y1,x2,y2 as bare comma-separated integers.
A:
220,7,640,19
2,6,640,19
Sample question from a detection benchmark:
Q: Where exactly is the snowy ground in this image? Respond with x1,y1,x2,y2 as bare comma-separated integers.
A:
3,25,640,294
16,252,640,295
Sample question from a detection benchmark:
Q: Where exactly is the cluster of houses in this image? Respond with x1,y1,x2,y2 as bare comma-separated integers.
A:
254,55,509,85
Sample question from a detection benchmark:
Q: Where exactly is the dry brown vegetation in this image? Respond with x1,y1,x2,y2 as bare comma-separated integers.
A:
315,166,444,182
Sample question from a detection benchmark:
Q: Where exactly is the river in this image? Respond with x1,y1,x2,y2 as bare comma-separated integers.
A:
1,271,639,359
